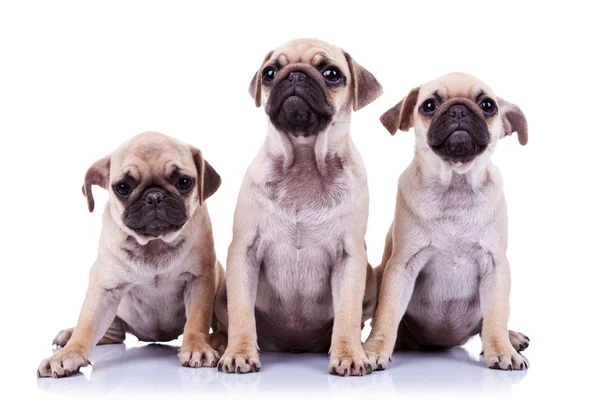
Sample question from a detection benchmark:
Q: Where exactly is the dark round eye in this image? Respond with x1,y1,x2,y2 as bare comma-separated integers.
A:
262,67,277,82
176,177,193,192
323,67,342,83
480,98,497,115
420,99,437,114
115,182,132,197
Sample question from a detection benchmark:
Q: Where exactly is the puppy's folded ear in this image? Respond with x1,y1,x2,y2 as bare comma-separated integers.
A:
248,50,274,108
82,156,110,213
380,87,420,135
498,98,528,145
343,51,383,111
191,147,221,205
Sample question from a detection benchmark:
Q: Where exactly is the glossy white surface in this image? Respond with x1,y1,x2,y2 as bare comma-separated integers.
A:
36,337,528,399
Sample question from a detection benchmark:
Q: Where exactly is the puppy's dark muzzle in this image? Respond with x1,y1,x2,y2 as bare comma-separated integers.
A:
428,103,490,163
266,66,335,137
122,187,188,237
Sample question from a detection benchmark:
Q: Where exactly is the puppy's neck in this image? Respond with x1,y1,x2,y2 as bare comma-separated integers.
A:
266,109,352,176
414,148,492,189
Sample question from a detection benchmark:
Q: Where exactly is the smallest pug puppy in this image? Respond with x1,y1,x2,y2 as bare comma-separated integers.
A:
37,132,224,378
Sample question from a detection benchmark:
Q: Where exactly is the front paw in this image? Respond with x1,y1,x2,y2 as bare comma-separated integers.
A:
482,340,528,371
178,340,220,368
362,338,393,371
217,342,260,374
329,341,372,377
37,348,91,378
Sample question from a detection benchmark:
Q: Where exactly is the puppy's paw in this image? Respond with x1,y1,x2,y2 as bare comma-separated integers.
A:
217,342,260,374
482,341,528,371
52,328,74,347
362,338,393,372
37,349,91,378
210,331,228,356
509,330,530,352
329,340,372,377
178,341,220,368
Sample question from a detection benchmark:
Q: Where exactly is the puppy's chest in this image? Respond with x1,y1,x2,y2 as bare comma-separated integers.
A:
417,174,491,224
121,236,187,270
264,150,349,210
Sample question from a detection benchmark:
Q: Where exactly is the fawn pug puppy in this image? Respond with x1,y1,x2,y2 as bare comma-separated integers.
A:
37,132,224,378
364,73,530,371
216,38,381,376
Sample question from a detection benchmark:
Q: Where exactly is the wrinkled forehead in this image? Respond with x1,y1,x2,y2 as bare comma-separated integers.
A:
268,39,348,74
419,73,496,103
110,140,195,181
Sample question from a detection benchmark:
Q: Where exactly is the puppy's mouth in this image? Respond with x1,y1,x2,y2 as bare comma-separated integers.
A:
266,74,335,137
429,130,488,164
129,219,186,238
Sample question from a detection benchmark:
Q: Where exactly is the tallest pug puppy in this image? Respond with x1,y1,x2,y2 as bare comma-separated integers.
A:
363,73,530,371
217,39,381,376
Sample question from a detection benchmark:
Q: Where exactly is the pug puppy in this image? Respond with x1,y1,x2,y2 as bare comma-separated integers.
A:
363,73,530,371
37,132,224,378
216,38,381,376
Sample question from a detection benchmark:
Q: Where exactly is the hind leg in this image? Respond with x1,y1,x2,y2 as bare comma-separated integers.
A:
361,263,379,327
509,330,530,352
52,317,126,347
211,271,228,356
480,330,530,354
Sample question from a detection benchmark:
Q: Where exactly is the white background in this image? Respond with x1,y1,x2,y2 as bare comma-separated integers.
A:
1,1,599,399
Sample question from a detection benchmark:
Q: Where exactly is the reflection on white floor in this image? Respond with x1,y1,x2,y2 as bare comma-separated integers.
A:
37,338,528,398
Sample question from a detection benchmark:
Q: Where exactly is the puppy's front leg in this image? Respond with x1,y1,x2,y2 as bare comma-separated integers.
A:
480,253,527,370
363,246,429,371
328,237,371,377
37,268,127,378
218,235,261,374
179,258,219,368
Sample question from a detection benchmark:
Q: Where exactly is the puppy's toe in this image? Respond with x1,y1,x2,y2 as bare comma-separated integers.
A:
483,344,527,371
52,328,74,347
179,342,220,368
509,330,530,352
217,345,260,374
362,339,392,372
329,345,371,377
37,349,91,379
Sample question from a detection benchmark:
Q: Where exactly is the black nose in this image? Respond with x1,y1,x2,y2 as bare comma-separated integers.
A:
288,72,306,84
145,190,164,205
448,104,469,121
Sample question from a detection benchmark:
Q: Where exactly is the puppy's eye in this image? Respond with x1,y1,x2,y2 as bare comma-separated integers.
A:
262,67,277,82
480,98,497,115
420,99,437,114
115,182,132,197
176,177,193,192
323,67,342,83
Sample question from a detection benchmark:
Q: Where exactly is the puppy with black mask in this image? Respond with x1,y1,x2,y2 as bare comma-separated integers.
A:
364,73,530,372
216,38,382,376
38,132,225,378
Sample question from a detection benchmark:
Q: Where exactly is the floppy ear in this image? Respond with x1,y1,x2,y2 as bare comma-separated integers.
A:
343,51,383,111
380,87,420,135
191,147,222,205
82,155,110,213
248,50,274,108
498,98,528,145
